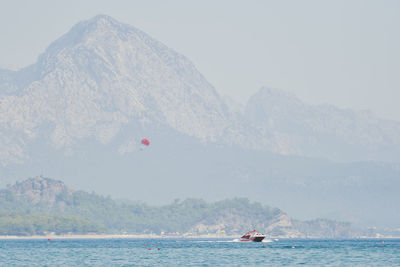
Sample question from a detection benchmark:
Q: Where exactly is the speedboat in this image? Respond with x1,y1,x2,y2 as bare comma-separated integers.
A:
240,230,266,242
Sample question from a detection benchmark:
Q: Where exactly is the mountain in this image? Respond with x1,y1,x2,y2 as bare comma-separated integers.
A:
0,14,230,166
0,177,358,238
2,15,399,166
0,15,399,229
245,87,400,162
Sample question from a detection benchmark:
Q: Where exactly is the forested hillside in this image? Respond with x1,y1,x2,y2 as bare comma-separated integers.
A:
0,177,358,238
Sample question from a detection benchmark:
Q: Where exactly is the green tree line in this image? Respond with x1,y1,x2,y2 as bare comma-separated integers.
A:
0,213,105,236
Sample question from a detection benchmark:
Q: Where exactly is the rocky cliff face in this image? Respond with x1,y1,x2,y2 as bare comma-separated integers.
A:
189,210,305,238
7,176,74,208
188,211,357,238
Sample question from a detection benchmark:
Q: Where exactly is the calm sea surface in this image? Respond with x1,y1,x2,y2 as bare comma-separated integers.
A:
0,238,399,266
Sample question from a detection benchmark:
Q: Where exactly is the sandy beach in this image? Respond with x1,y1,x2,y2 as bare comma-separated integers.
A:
0,234,237,240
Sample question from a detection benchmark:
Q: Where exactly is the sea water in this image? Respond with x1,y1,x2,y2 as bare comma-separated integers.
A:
0,238,399,266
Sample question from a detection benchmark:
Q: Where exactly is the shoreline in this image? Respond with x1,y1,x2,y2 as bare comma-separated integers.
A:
0,234,399,240
0,234,237,240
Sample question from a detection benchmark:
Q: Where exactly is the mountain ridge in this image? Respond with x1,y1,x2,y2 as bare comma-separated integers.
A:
0,176,360,238
244,86,400,161
0,15,399,229
1,15,400,164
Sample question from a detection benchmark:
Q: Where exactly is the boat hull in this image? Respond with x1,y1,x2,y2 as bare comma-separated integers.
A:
240,236,265,242
251,236,265,242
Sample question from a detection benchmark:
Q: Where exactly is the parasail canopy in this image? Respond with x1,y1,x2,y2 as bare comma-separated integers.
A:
141,138,150,146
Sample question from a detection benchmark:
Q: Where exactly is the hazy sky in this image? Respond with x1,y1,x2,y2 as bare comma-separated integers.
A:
1,0,399,120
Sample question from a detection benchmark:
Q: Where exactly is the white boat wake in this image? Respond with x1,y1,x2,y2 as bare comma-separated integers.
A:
262,239,274,243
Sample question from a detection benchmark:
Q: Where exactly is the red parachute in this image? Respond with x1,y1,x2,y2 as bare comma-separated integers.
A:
141,138,150,146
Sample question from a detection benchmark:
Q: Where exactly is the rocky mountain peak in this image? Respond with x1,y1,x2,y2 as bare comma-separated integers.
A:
48,14,124,45
0,15,231,165
35,14,135,73
85,14,120,27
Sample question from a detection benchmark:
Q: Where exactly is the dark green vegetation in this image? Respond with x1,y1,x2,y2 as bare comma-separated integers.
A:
0,177,357,237
0,213,105,236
